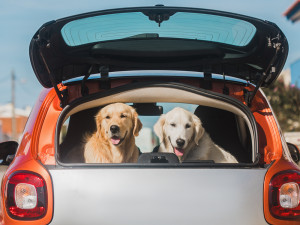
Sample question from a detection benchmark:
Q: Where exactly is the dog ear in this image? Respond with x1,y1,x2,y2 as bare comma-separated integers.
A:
95,111,102,134
154,114,166,143
192,114,205,145
133,111,143,137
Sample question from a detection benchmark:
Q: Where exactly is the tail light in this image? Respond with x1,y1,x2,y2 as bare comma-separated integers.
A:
269,170,300,219
6,171,47,220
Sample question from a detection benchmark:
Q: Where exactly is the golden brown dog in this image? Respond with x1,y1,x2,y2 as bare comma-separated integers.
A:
84,103,142,163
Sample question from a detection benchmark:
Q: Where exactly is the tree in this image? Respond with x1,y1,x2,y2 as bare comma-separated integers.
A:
263,81,300,131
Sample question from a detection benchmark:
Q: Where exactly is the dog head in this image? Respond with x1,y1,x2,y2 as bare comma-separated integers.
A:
154,107,204,157
95,103,142,146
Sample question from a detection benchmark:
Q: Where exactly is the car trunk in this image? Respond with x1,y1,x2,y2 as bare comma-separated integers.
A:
46,82,266,224
47,167,268,225
56,83,257,164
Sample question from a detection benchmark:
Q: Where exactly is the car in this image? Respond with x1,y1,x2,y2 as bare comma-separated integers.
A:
0,5,299,225
288,142,300,166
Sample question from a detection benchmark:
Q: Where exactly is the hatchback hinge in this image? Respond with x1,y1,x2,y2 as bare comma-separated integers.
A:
203,72,212,90
39,50,68,108
244,34,282,107
244,72,267,107
222,73,229,95
37,26,68,107
81,65,95,96
99,66,110,89
81,65,110,96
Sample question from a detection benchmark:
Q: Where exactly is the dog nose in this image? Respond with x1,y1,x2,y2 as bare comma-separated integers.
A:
110,125,120,134
176,138,185,147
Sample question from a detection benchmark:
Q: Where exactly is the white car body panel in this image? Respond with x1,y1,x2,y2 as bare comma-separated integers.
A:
48,167,267,225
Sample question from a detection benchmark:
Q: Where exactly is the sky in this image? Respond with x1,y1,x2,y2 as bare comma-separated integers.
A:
0,0,298,108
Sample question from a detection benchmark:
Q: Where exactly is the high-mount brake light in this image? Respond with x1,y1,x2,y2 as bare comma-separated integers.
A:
6,172,47,220
269,170,300,219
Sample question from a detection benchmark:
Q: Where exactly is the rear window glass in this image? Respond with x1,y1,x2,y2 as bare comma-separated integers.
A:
58,102,252,164
61,12,256,47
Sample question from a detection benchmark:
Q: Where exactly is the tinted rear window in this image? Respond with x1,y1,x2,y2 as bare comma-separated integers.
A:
61,12,256,47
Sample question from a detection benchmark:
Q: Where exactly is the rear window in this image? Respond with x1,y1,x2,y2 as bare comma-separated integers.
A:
61,12,256,47
58,102,252,165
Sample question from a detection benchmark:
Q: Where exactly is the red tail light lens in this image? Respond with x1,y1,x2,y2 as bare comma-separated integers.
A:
269,170,300,219
6,172,47,220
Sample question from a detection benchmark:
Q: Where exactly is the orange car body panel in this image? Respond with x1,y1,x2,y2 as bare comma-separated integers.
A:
0,88,56,225
264,158,300,225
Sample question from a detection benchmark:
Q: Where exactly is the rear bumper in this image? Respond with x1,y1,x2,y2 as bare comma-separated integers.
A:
48,167,268,225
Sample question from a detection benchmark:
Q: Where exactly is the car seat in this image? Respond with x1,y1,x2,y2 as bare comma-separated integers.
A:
194,105,252,163
59,107,100,163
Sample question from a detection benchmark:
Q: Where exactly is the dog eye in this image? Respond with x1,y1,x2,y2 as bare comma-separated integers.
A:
185,124,191,129
120,114,127,118
105,116,110,119
170,123,176,127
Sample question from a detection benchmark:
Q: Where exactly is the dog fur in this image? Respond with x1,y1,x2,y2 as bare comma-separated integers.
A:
154,107,238,163
84,103,142,163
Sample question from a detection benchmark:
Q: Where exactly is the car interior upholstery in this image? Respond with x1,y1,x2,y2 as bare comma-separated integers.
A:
194,106,252,163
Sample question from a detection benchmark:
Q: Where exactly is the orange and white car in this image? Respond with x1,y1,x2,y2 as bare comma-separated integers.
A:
0,5,299,225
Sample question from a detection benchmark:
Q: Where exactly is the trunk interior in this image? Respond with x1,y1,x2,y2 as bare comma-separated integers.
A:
56,82,257,166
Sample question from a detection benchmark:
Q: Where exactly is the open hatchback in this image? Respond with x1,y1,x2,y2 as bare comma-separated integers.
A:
0,5,299,225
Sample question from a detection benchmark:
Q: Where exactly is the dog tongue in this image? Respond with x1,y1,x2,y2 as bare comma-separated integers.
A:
111,137,121,145
174,147,184,156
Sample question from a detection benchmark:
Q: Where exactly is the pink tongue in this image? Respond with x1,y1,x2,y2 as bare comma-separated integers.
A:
111,138,121,145
174,148,184,156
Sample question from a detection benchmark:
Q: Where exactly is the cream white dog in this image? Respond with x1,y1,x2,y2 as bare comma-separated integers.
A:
154,107,238,163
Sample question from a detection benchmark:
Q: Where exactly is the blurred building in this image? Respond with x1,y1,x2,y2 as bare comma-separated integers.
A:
285,132,300,149
284,0,300,23
284,0,300,87
291,60,300,87
0,104,31,142
278,69,291,88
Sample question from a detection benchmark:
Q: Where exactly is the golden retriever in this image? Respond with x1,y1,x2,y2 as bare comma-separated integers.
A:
154,107,238,163
84,103,142,163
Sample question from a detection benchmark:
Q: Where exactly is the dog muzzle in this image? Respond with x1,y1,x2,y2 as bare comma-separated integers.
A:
168,136,185,156
110,131,127,146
